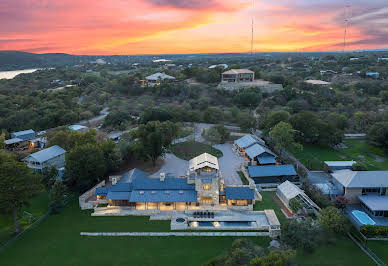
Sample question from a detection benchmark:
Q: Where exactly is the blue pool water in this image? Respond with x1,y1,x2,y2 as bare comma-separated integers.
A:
352,210,376,225
197,221,214,227
222,221,251,227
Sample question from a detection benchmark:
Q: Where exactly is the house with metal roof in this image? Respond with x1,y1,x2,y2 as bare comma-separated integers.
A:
11,129,35,140
23,145,66,172
248,164,298,185
331,170,388,204
145,72,175,86
4,137,28,151
234,135,276,165
277,181,320,214
92,152,256,211
324,161,356,172
68,124,89,132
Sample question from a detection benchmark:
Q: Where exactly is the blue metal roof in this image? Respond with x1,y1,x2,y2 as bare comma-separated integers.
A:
95,187,108,196
132,177,195,190
106,191,131,200
23,145,66,163
245,144,276,159
234,135,257,149
225,187,255,200
109,183,132,192
257,155,276,164
248,164,297,178
119,168,149,183
11,129,35,140
129,190,197,202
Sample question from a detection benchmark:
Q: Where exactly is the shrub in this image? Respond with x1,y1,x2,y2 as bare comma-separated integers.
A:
360,225,388,238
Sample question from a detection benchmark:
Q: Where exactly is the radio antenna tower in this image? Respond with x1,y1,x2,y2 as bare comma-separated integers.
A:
251,0,255,55
343,2,350,52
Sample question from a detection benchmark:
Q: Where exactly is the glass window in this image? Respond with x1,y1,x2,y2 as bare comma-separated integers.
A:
203,184,211,190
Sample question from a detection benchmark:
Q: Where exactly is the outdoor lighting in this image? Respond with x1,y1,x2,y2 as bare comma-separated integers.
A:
192,221,198,227
213,222,220,227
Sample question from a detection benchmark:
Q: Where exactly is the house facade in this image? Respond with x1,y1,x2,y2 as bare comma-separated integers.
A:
221,69,254,83
23,145,66,172
94,153,256,211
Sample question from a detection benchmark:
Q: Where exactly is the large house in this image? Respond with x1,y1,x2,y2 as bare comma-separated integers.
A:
94,153,256,210
23,145,66,172
145,72,175,86
221,69,254,83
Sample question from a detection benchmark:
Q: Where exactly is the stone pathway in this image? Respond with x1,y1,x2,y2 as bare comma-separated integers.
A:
80,232,269,237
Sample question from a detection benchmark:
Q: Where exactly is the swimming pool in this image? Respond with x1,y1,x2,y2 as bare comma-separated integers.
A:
352,210,376,225
221,221,252,227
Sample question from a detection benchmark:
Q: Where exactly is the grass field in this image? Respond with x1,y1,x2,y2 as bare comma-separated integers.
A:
237,171,249,185
366,241,388,264
0,192,49,245
0,197,375,266
170,141,223,160
254,192,287,225
290,140,388,170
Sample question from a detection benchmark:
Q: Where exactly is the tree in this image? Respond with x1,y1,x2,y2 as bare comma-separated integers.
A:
42,166,58,189
289,198,302,214
49,180,67,214
250,250,295,266
99,140,120,174
203,107,224,123
238,113,257,132
269,122,302,152
205,125,230,144
334,196,349,211
260,111,290,132
233,87,262,108
48,129,97,151
367,122,388,149
281,218,321,253
290,111,319,142
0,134,5,149
318,206,350,235
0,155,42,233
64,143,106,192
134,121,178,166
102,110,131,130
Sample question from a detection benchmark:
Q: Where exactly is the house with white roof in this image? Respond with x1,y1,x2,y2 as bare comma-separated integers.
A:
145,72,175,86
23,145,66,172
69,124,88,132
324,161,356,172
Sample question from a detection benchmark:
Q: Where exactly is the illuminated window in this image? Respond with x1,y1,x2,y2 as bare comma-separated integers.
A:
203,184,211,190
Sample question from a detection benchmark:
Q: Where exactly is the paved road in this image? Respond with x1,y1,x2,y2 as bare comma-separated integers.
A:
215,143,244,185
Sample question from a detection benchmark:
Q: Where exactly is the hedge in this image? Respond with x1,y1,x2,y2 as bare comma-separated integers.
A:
360,225,388,238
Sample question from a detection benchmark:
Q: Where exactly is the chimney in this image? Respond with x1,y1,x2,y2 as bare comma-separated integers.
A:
160,172,165,181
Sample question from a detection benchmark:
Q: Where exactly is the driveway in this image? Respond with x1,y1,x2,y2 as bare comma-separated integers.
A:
150,153,189,178
215,143,244,186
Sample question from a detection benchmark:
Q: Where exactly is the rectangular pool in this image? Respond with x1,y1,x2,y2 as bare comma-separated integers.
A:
221,221,252,227
352,210,376,225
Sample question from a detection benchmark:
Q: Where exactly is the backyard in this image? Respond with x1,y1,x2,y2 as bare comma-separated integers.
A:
170,141,223,160
0,198,376,265
291,140,388,171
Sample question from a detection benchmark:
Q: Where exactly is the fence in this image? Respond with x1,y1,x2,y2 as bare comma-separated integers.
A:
348,232,386,266
0,195,73,253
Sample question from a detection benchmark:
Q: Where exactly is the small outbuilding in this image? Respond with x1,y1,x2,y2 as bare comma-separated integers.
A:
248,164,298,185
23,145,67,172
11,129,35,141
277,181,320,213
324,161,356,172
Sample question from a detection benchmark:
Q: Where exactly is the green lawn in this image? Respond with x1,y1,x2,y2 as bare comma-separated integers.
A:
290,140,388,171
367,241,388,264
0,192,49,245
237,171,249,185
170,141,223,160
254,192,287,226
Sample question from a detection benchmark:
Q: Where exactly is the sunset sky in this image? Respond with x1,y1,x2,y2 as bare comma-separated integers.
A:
0,0,387,55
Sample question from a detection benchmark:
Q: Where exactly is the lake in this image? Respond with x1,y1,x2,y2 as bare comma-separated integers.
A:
0,69,40,79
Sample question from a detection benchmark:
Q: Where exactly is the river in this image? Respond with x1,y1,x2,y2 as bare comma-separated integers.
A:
0,69,40,79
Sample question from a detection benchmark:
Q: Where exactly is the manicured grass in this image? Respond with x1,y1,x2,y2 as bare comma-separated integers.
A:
171,141,223,160
367,241,388,263
341,140,388,170
253,192,287,225
0,200,269,266
237,171,249,185
0,192,49,245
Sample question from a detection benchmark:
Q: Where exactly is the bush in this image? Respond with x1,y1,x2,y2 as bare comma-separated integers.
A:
360,225,388,238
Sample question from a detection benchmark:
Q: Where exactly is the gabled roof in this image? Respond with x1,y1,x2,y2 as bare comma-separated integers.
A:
222,69,254,75
257,156,277,165
68,125,88,131
132,177,195,190
119,168,149,183
225,186,255,200
11,129,35,137
4,138,24,145
277,180,304,200
234,135,257,149
248,164,297,178
324,161,356,167
332,170,388,188
145,72,175,80
245,144,276,159
23,145,66,163
189,153,219,171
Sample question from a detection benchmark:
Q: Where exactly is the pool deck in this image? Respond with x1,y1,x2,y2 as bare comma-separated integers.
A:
346,205,388,229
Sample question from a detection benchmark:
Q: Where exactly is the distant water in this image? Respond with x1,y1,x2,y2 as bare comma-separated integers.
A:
0,69,40,79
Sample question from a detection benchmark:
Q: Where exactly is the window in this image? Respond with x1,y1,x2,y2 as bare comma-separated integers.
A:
203,184,211,190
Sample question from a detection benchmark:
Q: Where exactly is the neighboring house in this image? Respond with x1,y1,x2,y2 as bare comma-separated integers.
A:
23,145,66,172
277,181,320,214
331,170,388,205
234,135,276,165
248,164,298,185
11,129,35,140
365,72,379,78
145,72,175,86
208,64,228,69
378,58,388,62
221,69,254,83
94,153,255,210
324,161,356,172
4,138,27,151
320,70,337,75
68,125,89,132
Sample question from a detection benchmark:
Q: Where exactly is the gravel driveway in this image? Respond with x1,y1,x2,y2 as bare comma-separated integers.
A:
215,143,244,186
150,153,189,178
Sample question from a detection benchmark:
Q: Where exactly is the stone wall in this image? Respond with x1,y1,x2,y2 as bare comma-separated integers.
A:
79,180,106,210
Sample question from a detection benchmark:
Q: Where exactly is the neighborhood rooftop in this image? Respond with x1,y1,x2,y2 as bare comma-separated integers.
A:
248,165,297,178
244,143,276,159
222,69,254,74
145,72,175,80
332,170,388,188
358,195,388,211
324,161,356,167
234,135,258,149
23,145,66,163
225,187,255,200
277,180,304,200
